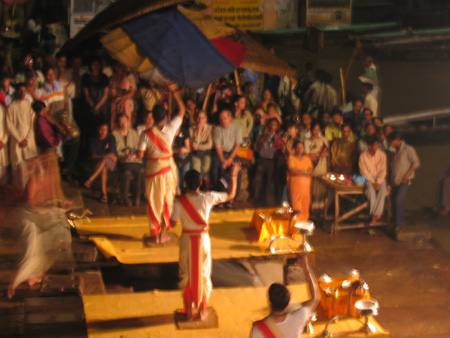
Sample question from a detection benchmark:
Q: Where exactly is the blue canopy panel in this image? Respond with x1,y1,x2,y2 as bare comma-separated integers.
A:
122,7,237,89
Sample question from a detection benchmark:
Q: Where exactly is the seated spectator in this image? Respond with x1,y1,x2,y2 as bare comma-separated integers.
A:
299,112,313,141
331,123,357,176
255,88,281,115
211,108,242,208
324,110,344,142
249,108,265,144
242,80,257,110
344,98,364,137
13,53,45,87
250,254,320,338
136,110,155,136
320,111,331,130
112,114,143,206
359,136,387,224
184,97,198,127
287,140,313,220
109,63,136,130
381,124,394,151
360,108,373,137
211,84,234,122
25,70,46,103
362,82,378,116
139,80,162,114
358,122,377,154
253,118,283,206
32,100,63,155
261,103,282,126
173,123,191,195
84,122,117,204
0,72,15,106
232,95,253,144
189,111,213,189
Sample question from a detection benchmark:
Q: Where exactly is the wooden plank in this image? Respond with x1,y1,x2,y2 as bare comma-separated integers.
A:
77,271,106,295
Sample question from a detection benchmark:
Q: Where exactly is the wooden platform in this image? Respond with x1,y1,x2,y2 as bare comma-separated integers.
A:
74,209,275,264
82,284,389,338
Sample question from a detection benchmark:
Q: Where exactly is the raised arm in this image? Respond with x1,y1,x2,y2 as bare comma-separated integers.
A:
168,83,186,120
297,253,320,310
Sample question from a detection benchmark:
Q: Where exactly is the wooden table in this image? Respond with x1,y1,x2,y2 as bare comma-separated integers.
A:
322,178,391,234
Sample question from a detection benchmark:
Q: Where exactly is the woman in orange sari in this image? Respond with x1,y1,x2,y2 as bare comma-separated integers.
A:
287,140,313,220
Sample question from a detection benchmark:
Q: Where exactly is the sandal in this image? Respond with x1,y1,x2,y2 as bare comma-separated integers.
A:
100,194,108,204
84,180,92,188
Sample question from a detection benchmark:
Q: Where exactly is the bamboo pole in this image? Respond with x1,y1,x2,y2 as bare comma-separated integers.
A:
344,40,361,79
339,67,346,106
234,69,242,95
202,82,213,112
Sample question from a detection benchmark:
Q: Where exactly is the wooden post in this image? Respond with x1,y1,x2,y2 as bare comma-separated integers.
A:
339,67,346,106
202,82,213,112
345,40,362,79
234,69,242,95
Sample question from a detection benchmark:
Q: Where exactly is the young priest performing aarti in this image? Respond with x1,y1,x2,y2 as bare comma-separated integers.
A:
171,163,241,320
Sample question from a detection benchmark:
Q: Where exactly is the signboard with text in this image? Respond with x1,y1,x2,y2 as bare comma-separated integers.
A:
211,0,263,31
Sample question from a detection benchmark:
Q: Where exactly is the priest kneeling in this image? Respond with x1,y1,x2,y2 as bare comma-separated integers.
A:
250,254,320,338
171,162,241,321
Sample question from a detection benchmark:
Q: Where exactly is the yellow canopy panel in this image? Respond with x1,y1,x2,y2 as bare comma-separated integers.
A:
83,284,389,338
74,209,274,264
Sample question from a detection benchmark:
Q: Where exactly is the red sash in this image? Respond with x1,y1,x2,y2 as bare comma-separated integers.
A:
145,128,170,154
253,317,286,338
178,195,207,228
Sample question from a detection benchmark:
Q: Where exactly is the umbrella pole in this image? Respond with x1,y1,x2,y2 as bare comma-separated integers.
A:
202,83,213,112
340,67,346,106
234,69,242,95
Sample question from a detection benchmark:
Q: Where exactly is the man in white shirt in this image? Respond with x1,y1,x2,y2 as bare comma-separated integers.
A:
6,83,38,191
362,83,378,117
137,83,185,243
250,254,320,338
359,136,387,224
171,163,240,321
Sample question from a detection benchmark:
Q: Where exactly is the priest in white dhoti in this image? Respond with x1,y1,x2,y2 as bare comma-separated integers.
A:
137,83,185,243
171,163,240,320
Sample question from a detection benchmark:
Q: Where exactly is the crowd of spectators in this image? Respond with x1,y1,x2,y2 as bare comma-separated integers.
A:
0,46,420,229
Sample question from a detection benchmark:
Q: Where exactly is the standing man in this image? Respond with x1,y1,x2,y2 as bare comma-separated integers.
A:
171,164,241,321
211,108,242,208
6,83,38,191
362,83,378,117
387,131,420,232
137,83,185,243
250,253,320,338
359,136,387,224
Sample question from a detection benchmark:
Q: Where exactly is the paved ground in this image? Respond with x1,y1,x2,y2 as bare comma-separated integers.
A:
1,178,449,337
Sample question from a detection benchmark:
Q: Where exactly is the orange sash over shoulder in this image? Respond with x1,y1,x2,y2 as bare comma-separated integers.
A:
253,316,286,338
144,126,175,179
178,195,208,230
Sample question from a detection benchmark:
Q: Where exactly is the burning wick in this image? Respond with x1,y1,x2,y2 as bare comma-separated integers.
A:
330,174,336,181
339,174,345,181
